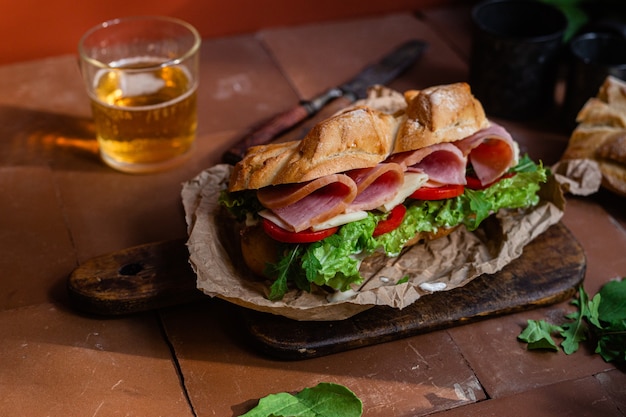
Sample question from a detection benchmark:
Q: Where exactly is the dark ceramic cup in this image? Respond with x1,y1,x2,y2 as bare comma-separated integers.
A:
469,0,568,120
563,31,626,128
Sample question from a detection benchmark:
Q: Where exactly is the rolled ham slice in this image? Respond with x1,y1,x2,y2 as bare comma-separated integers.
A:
344,163,404,212
386,142,467,186
455,122,519,186
257,174,357,232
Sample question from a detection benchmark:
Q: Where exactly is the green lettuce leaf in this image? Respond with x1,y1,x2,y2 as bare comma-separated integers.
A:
292,160,548,295
241,156,548,300
219,189,263,221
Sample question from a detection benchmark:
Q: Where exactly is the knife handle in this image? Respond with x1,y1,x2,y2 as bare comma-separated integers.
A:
222,105,311,165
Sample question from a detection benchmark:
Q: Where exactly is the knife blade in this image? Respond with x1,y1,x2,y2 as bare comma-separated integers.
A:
221,39,428,164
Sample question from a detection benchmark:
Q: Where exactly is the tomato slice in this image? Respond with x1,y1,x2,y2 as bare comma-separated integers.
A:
465,175,484,190
410,184,465,200
466,172,516,190
261,218,338,243
373,204,407,237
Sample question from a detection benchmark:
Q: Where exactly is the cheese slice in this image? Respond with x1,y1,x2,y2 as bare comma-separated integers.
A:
311,210,368,231
379,172,429,212
259,209,368,232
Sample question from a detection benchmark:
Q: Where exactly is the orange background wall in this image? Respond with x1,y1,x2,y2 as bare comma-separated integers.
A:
3,0,463,65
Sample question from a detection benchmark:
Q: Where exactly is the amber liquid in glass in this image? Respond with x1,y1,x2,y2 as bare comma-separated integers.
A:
91,58,197,172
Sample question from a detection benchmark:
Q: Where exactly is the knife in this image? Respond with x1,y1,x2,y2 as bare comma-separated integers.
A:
221,39,428,164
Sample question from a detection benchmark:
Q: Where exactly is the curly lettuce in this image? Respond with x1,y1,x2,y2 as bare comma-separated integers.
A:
266,156,548,299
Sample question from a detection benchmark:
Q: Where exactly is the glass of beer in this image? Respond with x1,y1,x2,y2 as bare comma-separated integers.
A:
78,16,201,173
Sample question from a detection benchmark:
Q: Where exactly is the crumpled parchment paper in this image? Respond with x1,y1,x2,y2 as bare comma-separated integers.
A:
551,158,602,196
181,163,567,321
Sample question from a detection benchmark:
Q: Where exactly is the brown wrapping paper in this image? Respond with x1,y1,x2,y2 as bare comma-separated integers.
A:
552,158,602,196
181,164,566,321
559,76,626,198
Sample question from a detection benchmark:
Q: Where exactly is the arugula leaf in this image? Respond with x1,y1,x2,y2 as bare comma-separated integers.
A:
238,382,363,417
593,279,626,363
464,189,491,231
519,279,626,364
511,154,538,173
397,275,410,285
597,279,626,326
265,245,305,301
518,320,563,351
595,330,626,364
560,286,592,354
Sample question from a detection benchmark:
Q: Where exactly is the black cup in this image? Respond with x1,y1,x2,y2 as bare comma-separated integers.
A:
469,0,568,120
563,32,626,127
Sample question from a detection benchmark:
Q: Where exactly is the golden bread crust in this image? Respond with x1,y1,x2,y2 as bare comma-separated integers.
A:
576,98,626,128
280,106,401,183
229,106,400,191
228,141,299,191
393,83,489,153
229,82,488,191
562,76,626,197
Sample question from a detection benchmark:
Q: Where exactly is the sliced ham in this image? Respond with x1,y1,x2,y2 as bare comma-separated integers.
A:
455,122,519,186
386,142,467,186
254,123,520,234
257,174,357,232
344,163,404,212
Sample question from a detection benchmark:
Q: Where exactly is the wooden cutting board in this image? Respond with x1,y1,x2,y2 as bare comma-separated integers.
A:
68,222,585,359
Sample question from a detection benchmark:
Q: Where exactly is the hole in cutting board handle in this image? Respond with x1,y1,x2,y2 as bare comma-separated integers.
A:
119,263,143,276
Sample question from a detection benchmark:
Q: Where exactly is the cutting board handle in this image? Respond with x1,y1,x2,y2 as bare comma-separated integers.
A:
67,238,202,315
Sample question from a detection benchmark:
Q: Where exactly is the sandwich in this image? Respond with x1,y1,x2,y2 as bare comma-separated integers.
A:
561,75,626,197
219,82,549,301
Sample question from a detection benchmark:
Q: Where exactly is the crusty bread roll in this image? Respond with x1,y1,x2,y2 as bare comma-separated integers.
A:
229,82,488,192
393,83,489,153
562,76,626,197
575,98,626,128
229,106,401,191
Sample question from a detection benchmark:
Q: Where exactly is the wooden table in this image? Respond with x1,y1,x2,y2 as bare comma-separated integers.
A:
1,6,625,416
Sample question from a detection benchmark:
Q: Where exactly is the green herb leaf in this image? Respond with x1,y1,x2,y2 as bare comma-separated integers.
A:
266,245,304,301
511,154,538,173
593,279,626,363
597,279,626,327
464,189,491,230
518,320,562,351
519,279,626,364
238,382,363,417
397,275,410,285
219,190,263,221
560,287,591,354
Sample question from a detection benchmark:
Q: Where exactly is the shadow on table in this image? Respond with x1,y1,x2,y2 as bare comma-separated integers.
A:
0,104,103,170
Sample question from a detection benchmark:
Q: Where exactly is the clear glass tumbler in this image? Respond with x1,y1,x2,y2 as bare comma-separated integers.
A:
79,16,201,173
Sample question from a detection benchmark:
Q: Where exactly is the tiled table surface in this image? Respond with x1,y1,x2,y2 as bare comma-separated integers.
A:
2,6,625,417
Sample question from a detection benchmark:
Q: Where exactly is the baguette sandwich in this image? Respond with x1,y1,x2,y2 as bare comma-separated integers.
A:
219,82,549,301
561,76,626,197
